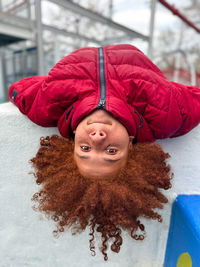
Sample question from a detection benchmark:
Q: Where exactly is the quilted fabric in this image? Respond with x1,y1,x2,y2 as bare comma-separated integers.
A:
9,44,200,142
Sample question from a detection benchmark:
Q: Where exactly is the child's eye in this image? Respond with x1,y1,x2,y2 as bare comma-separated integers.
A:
80,145,90,151
107,148,117,154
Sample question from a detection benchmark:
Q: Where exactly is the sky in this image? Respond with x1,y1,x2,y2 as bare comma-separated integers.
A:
111,0,199,53
113,0,197,36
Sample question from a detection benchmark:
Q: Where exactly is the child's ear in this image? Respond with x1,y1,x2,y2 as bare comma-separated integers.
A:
73,130,76,134
129,136,134,148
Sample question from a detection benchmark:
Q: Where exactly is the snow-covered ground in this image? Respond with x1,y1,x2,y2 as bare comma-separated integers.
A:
0,102,200,267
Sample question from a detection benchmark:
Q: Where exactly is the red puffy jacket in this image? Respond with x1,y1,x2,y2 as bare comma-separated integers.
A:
9,44,200,142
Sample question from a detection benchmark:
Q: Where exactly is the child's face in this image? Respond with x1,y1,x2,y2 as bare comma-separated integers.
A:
73,110,133,179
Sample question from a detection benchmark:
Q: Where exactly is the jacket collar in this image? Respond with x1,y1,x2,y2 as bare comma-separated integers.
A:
59,96,154,143
70,96,137,137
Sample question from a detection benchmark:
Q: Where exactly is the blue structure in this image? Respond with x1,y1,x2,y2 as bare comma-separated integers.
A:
164,195,200,267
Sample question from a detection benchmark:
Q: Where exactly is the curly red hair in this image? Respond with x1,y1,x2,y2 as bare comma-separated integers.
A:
30,135,172,260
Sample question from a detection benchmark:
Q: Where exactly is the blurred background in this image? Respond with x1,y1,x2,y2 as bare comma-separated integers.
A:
0,0,199,103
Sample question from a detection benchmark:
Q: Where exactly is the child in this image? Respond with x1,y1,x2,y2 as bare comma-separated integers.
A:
9,44,200,260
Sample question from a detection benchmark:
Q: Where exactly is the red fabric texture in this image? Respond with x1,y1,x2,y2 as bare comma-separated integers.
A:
9,44,200,142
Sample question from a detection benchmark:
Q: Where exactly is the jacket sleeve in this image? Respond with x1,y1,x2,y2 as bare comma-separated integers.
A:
9,76,77,127
131,78,200,139
170,82,200,137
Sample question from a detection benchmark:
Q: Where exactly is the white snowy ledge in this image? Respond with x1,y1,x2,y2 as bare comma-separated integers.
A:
0,102,200,267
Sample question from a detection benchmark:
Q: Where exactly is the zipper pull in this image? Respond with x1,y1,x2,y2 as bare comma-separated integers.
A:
97,99,106,109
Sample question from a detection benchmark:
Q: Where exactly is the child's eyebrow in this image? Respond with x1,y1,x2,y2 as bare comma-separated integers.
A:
75,152,121,162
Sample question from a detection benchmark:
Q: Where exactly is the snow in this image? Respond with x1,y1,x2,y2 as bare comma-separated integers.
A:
0,102,200,267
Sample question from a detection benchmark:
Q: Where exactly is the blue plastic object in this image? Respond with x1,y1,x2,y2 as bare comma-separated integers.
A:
164,195,200,267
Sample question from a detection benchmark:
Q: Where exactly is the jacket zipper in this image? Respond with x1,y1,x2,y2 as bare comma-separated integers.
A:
97,47,106,109
134,109,143,129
